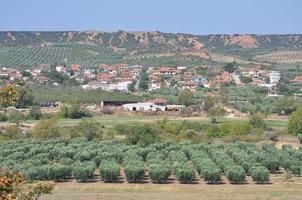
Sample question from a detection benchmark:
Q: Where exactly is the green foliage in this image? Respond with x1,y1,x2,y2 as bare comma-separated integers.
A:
73,161,96,182
175,163,195,183
4,125,22,139
226,166,246,184
126,124,159,146
60,102,91,119
28,106,42,120
16,86,34,108
289,165,302,177
251,166,270,183
47,164,72,181
261,157,279,173
207,106,226,123
202,167,221,184
32,118,60,139
31,85,142,103
207,122,251,138
1,138,301,185
249,113,267,129
275,97,300,115
75,119,103,141
203,95,218,112
7,111,25,126
288,107,302,135
100,161,120,183
124,161,145,183
224,62,236,73
0,112,8,122
178,90,194,106
298,134,302,144
149,164,171,183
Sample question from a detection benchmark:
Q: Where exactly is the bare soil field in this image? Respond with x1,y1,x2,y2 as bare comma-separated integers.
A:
42,173,302,200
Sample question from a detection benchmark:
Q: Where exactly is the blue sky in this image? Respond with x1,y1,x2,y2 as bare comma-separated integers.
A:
1,0,301,34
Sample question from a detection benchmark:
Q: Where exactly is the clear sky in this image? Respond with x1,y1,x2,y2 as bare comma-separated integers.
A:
1,0,301,34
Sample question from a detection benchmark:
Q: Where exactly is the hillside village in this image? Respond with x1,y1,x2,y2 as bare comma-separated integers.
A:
1,62,301,94
1,61,302,114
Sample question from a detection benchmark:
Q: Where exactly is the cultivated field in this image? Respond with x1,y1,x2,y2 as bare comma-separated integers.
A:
254,51,302,64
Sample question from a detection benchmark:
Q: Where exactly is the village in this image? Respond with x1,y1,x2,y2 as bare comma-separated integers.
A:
1,61,302,116
2,63,300,93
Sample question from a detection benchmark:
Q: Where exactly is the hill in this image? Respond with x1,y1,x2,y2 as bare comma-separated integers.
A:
1,31,302,68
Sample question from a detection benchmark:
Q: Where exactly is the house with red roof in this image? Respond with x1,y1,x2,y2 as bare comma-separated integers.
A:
290,75,302,83
159,67,177,75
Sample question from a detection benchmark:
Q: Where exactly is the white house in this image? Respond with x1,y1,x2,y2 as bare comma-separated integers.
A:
117,81,133,91
122,103,167,112
269,71,281,84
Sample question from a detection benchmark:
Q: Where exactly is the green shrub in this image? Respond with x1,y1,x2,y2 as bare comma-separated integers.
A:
47,164,72,181
226,166,246,184
26,165,49,181
289,165,302,177
100,162,120,183
0,112,8,122
202,167,221,184
176,163,195,183
124,162,145,183
298,134,302,144
261,157,279,173
73,161,96,182
251,166,270,183
149,164,171,183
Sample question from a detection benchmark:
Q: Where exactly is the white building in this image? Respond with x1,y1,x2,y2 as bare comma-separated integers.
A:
122,103,167,112
117,81,133,91
269,71,281,84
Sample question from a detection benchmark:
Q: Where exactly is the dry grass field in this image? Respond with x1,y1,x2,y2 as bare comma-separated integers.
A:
42,173,302,200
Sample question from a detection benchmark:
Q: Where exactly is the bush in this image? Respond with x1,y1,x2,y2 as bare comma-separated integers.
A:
124,162,145,183
73,162,96,182
202,167,221,184
261,157,279,173
298,134,302,144
102,107,114,115
251,166,270,183
126,124,159,146
267,132,279,141
100,162,120,183
289,165,302,177
226,166,246,184
47,164,72,181
26,165,49,181
0,112,8,121
175,163,195,183
249,113,266,129
28,106,43,120
149,164,171,183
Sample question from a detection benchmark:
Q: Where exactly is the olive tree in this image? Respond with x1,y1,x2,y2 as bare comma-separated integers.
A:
251,166,270,183
100,161,120,183
226,166,246,184
175,163,195,183
149,164,171,183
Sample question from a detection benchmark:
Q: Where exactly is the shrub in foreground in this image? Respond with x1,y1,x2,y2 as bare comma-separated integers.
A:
202,167,221,184
73,161,96,182
251,166,270,183
149,164,171,183
100,162,120,183
176,163,195,183
124,162,145,183
226,166,246,184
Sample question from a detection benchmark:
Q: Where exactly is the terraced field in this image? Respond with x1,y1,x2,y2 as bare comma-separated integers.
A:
254,51,302,64
0,46,72,67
